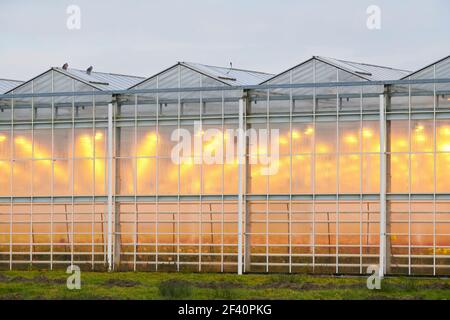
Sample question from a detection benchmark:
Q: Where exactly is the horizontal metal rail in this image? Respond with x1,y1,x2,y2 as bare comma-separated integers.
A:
1,78,450,99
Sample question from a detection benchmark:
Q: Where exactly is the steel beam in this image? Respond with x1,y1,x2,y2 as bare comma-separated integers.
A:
107,102,114,271
237,98,245,275
379,94,387,277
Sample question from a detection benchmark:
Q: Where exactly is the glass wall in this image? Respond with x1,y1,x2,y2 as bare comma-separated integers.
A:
385,58,450,275
115,64,241,271
0,70,108,270
0,58,450,275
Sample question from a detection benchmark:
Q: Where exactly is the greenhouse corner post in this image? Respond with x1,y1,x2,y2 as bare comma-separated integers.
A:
238,97,245,275
107,102,113,271
379,94,387,278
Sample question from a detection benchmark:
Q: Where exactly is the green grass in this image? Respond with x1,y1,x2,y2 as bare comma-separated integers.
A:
0,271,449,300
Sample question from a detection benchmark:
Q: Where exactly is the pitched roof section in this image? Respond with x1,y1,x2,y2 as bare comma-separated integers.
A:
0,79,23,94
401,55,450,79
5,67,146,94
181,62,274,86
262,56,411,84
56,67,146,91
316,56,411,81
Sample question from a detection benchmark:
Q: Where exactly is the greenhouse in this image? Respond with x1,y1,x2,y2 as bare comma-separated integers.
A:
0,55,450,276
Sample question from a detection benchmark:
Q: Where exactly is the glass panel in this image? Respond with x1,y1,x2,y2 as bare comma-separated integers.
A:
136,158,156,195
53,159,71,196
0,160,11,196
362,121,380,153
33,160,52,196
180,161,200,195
390,120,409,153
315,121,337,154
292,123,313,154
411,120,434,152
202,163,222,194
339,155,360,193
390,154,409,193
158,158,178,195
13,130,32,159
292,155,312,194
362,155,380,193
13,160,31,196
118,159,134,195
315,154,337,194
339,121,360,154
268,156,290,194
411,153,434,193
53,128,72,159
119,127,135,157
74,159,93,195
33,129,52,159
158,125,178,157
0,131,10,159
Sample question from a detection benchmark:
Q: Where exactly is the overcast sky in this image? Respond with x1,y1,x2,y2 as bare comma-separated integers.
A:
1,0,449,81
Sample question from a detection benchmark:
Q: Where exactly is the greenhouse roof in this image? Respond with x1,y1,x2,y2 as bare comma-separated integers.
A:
5,67,146,94
0,78,23,94
317,56,411,81
401,55,450,79
56,67,146,91
261,56,412,84
181,62,274,86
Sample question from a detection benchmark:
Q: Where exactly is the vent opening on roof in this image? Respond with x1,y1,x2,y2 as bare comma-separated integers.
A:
355,71,373,76
89,81,109,86
218,76,236,81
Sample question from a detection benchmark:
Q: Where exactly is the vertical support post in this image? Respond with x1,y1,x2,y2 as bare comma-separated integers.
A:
107,102,113,271
237,97,245,275
244,98,251,273
379,94,387,278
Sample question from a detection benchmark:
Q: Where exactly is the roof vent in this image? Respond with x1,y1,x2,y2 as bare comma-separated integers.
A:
62,63,69,70
86,66,93,75
218,76,237,81
355,71,372,76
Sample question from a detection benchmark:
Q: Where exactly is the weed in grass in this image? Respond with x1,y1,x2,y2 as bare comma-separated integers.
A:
158,279,193,299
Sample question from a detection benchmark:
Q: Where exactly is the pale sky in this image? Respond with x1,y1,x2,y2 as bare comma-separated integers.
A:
1,0,449,81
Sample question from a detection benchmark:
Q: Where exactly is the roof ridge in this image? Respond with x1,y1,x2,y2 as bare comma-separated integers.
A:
182,61,274,76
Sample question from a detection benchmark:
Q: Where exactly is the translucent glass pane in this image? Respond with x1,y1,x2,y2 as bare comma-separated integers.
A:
33,160,52,196
315,121,337,154
53,159,72,196
292,123,313,154
390,154,409,193
362,121,380,153
292,155,312,193
13,130,32,159
136,158,156,195
158,158,178,195
362,155,380,193
315,154,337,194
339,155,361,193
0,131,10,159
339,121,360,153
411,120,434,152
180,161,200,195
411,154,434,193
390,120,409,153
